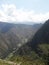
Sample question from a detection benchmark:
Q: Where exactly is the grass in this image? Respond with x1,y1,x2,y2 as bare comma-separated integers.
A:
0,60,11,65
0,59,16,65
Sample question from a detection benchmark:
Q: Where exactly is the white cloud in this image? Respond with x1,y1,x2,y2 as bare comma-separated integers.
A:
0,4,49,23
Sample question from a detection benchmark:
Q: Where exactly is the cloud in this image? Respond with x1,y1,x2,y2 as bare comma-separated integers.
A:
0,4,49,23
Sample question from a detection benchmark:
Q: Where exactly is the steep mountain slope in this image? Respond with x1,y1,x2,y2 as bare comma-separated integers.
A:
15,20,49,55
8,20,49,65
29,19,49,49
0,22,42,58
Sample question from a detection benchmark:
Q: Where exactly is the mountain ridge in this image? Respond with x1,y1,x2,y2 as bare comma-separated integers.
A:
0,22,42,58
14,19,49,55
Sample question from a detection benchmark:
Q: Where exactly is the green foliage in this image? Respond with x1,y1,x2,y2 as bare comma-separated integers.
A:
5,44,49,65
38,44,49,54
6,51,45,65
0,59,12,65
38,44,49,64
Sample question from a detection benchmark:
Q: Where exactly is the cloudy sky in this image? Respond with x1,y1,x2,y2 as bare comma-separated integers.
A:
0,0,49,23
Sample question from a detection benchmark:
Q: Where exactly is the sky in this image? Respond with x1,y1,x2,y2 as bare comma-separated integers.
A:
0,0,49,23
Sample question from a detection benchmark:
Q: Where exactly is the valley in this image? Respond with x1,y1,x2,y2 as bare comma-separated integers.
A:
0,20,49,65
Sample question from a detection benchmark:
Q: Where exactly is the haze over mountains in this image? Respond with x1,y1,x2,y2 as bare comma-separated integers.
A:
15,20,49,56
0,0,49,64
0,20,49,65
0,21,42,58
6,20,49,65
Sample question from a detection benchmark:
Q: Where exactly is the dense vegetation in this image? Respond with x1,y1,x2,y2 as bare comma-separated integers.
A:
4,44,48,65
0,44,49,65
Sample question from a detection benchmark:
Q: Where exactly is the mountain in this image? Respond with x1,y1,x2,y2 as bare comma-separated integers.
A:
0,22,42,58
28,19,49,50
14,20,49,55
12,21,38,25
1,20,49,65
8,20,49,65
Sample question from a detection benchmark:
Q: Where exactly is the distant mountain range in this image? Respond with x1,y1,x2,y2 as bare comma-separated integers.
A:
0,21,42,25
0,21,42,58
14,21,39,25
